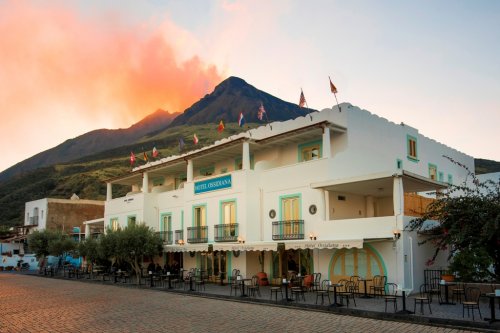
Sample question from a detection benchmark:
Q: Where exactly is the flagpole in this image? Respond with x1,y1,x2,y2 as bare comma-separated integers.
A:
329,76,341,112
300,88,312,120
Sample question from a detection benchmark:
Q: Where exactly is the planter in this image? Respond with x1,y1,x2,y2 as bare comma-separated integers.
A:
441,274,455,282
256,272,268,286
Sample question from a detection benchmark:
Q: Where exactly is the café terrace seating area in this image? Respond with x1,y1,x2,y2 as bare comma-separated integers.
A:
30,266,500,329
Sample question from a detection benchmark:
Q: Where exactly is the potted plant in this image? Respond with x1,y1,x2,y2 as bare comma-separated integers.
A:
256,251,268,286
441,269,455,282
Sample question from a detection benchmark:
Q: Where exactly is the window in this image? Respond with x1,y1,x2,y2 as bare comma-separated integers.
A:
161,214,172,232
110,218,119,231
281,195,301,220
396,159,403,169
127,216,136,227
447,174,453,185
299,141,322,162
429,164,437,180
407,135,418,161
221,200,236,237
438,172,444,182
194,206,206,227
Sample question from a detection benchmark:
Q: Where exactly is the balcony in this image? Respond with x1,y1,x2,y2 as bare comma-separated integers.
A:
272,220,304,240
156,231,173,245
187,226,208,243
174,230,184,244
28,216,39,226
214,223,239,242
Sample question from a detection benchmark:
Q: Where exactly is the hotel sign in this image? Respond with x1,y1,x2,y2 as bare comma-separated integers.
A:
194,174,232,194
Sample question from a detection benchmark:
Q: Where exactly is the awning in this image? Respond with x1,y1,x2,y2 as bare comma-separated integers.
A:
213,242,278,252
164,244,209,252
284,239,363,250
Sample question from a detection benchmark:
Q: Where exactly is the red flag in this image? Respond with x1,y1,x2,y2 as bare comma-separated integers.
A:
193,133,199,144
299,90,306,108
258,103,266,121
130,152,136,165
217,120,225,133
152,146,159,158
329,77,338,94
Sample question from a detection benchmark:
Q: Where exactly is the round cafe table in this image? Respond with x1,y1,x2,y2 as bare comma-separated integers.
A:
359,278,373,299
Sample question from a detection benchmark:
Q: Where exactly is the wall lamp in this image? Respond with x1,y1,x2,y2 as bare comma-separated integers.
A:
392,229,401,241
178,239,185,245
237,237,245,244
309,233,317,241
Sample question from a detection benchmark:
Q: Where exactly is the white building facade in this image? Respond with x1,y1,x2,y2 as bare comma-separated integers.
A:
104,103,474,293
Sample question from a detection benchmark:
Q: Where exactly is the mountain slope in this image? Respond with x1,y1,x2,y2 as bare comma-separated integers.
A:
0,110,178,182
169,76,315,127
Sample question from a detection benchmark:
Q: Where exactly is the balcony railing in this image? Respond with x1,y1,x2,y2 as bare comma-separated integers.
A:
156,231,173,245
187,226,208,243
214,223,239,242
174,230,184,244
28,216,39,226
272,220,304,240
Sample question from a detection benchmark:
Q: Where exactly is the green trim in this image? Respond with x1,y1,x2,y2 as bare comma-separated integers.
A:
406,134,419,162
364,243,388,278
227,252,232,277
428,163,438,180
438,171,444,182
298,140,322,162
396,158,403,170
192,204,207,227
219,198,237,225
279,193,302,221
199,166,215,176
447,174,453,185
160,212,172,232
234,154,255,170
126,215,136,227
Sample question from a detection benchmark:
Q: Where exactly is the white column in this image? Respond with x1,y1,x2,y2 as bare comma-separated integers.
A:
106,183,112,201
242,141,250,170
393,176,404,216
84,223,90,240
142,172,149,193
322,126,331,159
323,190,330,220
365,195,374,217
187,159,193,182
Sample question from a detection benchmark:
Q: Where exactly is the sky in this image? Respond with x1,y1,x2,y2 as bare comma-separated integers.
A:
0,0,499,173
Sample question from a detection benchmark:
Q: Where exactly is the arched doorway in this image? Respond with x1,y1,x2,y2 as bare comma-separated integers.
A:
329,245,386,282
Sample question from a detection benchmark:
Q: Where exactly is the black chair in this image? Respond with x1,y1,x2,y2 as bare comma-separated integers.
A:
230,274,242,296
413,284,432,314
315,280,331,305
371,275,387,297
338,280,357,307
384,283,398,312
270,280,283,302
451,282,466,304
247,275,261,297
429,277,442,303
462,287,482,320
312,273,322,291
350,275,361,294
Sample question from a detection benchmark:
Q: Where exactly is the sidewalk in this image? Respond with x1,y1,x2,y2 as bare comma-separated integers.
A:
18,271,500,333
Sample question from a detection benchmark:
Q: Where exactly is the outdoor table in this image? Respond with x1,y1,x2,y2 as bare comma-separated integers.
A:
240,278,251,297
395,289,414,314
359,278,373,299
439,281,456,305
189,274,195,291
484,293,500,324
329,283,344,307
219,271,226,286
282,280,293,302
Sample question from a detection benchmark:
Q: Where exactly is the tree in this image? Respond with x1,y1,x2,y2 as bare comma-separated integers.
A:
28,230,77,267
406,158,500,281
99,223,163,283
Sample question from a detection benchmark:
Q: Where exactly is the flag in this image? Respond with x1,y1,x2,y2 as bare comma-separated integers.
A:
329,77,338,94
143,151,148,162
299,90,306,108
193,133,199,144
178,138,185,152
257,103,266,121
217,120,225,133
130,152,136,165
152,146,159,158
238,112,245,127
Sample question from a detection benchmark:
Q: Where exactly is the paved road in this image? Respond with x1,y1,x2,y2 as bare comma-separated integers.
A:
0,274,475,333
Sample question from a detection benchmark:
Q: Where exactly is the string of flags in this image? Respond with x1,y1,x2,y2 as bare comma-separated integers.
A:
129,76,340,167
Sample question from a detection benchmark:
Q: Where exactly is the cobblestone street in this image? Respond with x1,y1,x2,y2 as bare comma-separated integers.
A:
0,274,486,333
